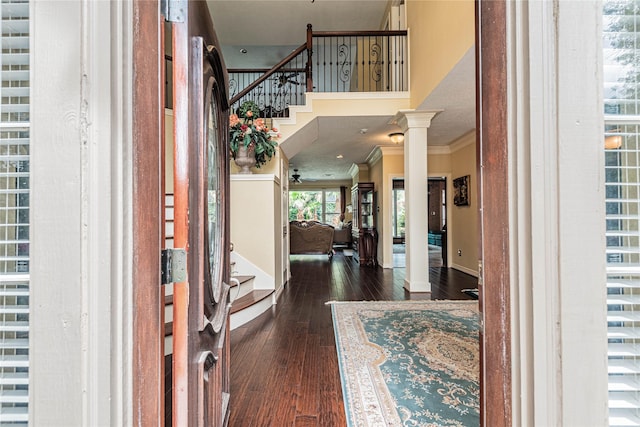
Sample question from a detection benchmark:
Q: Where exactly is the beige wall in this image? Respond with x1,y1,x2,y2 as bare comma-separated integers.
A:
428,152,452,175
230,177,278,277
407,0,475,108
449,134,477,275
378,149,404,267
366,142,478,275
230,148,282,177
355,163,370,184
369,156,383,220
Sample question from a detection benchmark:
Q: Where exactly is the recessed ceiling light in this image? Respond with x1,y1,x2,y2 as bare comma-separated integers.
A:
336,154,344,159
239,48,248,54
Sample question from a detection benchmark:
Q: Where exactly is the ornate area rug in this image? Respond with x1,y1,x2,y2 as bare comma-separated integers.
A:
330,300,480,427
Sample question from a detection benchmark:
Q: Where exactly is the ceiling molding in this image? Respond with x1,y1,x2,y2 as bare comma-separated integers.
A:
367,147,383,166
448,130,476,153
379,146,404,156
427,145,451,155
348,163,360,179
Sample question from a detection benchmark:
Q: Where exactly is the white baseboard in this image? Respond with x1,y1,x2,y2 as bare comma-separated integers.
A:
274,282,285,302
451,263,479,278
231,252,274,290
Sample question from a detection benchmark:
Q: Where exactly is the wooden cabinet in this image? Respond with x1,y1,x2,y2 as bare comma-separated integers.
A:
351,182,378,266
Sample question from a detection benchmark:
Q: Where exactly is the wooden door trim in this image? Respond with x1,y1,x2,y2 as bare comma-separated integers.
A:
132,0,163,425
476,1,512,426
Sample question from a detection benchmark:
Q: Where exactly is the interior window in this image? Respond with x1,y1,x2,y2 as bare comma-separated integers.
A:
289,189,341,225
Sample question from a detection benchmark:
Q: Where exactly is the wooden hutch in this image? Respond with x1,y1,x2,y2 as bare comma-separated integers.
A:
351,182,378,266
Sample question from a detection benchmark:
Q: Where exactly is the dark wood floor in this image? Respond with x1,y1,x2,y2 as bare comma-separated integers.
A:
228,251,477,426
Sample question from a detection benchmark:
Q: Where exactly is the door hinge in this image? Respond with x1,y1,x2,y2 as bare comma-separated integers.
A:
161,0,186,22
161,249,187,284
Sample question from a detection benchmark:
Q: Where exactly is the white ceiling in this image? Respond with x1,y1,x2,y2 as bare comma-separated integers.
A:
207,0,476,181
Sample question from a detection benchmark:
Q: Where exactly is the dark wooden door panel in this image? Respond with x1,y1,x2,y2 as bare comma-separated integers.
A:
171,2,231,426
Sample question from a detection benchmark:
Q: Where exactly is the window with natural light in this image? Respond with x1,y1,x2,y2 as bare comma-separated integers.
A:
604,1,640,425
289,189,342,226
392,180,405,239
0,0,30,424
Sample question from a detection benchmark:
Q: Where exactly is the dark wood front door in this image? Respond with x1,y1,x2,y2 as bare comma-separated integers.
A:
171,2,231,425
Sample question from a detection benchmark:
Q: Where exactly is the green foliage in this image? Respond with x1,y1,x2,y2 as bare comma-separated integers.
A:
229,101,279,168
289,191,323,221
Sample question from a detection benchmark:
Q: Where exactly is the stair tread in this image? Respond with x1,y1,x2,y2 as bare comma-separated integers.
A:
230,290,274,314
231,275,255,286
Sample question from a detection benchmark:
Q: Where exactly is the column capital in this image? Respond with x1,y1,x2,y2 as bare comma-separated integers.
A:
393,109,442,132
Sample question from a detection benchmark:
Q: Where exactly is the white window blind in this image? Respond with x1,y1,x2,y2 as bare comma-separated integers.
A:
604,2,640,425
0,0,29,425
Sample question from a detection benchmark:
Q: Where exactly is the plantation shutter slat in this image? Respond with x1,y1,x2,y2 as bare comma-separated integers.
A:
0,0,29,424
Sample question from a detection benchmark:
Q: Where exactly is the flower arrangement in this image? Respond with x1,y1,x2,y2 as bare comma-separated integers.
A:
229,101,279,169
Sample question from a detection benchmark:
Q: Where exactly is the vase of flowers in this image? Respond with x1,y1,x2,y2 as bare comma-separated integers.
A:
229,101,279,174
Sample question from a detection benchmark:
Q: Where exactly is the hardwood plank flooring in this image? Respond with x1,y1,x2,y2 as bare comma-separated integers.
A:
228,251,477,426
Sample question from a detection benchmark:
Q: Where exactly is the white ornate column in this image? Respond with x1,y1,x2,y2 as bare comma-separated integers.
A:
395,110,439,292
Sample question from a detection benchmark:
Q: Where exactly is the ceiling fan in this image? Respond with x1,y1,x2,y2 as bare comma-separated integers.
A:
272,72,304,88
290,169,302,184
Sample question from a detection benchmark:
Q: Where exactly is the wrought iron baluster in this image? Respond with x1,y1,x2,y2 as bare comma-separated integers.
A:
230,28,407,115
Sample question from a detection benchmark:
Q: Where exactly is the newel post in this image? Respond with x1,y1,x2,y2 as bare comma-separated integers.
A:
306,23,313,92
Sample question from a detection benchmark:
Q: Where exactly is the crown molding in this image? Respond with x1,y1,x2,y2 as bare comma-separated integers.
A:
379,146,404,156
449,130,476,153
427,145,451,155
348,163,360,179
367,147,383,165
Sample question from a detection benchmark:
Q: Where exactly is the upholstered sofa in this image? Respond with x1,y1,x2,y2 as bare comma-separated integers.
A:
332,221,352,247
289,220,334,258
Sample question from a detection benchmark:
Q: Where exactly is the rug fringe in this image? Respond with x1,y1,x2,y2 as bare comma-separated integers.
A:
325,300,374,305
326,299,478,305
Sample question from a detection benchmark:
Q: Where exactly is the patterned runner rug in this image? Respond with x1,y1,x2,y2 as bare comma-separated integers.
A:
330,300,480,427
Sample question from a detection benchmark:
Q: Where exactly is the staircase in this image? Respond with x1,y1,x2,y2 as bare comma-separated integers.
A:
229,274,274,330
164,195,275,341
228,24,409,119
228,253,277,330
163,272,275,337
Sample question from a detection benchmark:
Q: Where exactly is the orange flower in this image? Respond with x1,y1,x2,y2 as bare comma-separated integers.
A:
245,110,253,118
229,114,240,127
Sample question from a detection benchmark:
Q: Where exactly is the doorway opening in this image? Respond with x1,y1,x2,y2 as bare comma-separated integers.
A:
428,177,447,268
391,178,447,269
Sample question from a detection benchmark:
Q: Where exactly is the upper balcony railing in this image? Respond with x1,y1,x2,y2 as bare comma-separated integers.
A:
228,24,408,119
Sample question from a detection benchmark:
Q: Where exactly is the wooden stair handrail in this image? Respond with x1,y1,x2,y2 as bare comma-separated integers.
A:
228,24,409,107
311,29,408,37
229,43,307,106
